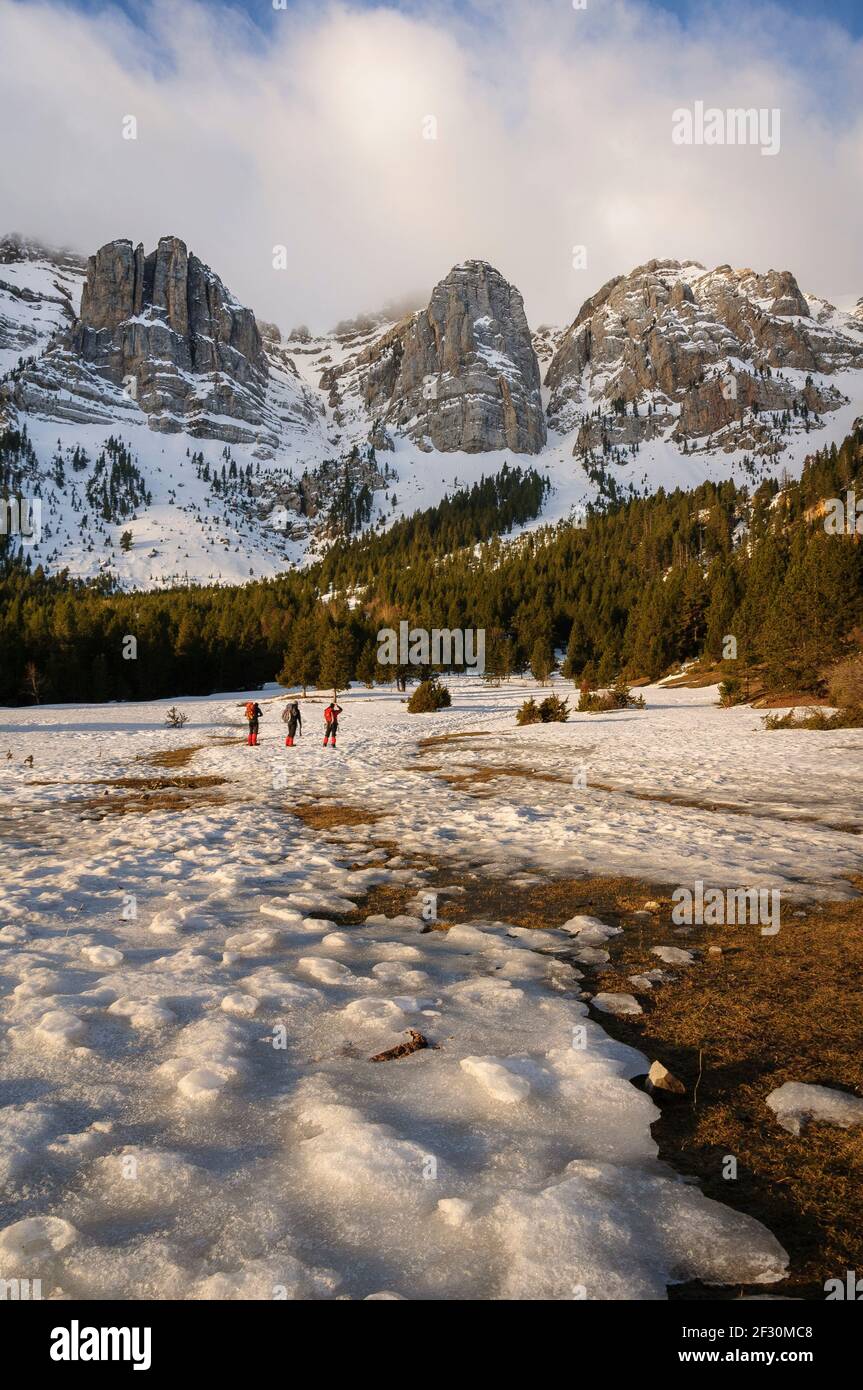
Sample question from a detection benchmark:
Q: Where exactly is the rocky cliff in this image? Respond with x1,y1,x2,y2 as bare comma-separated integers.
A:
323,261,546,454
3,235,319,448
546,259,863,458
71,235,271,437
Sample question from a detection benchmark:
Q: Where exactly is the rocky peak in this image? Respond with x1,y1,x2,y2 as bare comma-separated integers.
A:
1,234,311,447
342,260,545,453
546,258,863,457
75,235,264,386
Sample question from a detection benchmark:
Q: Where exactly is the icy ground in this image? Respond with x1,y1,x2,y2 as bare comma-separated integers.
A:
1,679,860,1299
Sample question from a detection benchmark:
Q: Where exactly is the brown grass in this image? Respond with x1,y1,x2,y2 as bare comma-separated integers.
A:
95,775,228,790
753,692,830,709
73,785,228,817
418,730,497,749
138,744,205,768
431,870,863,1297
661,659,831,708
437,764,570,795
288,803,383,831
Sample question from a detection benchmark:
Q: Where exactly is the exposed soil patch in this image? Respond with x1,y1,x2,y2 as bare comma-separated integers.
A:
421,754,860,834
584,885,863,1298
433,871,670,931
418,730,497,750
339,879,418,924
437,765,571,795
72,782,229,818
95,775,228,791
288,803,384,832
138,745,205,769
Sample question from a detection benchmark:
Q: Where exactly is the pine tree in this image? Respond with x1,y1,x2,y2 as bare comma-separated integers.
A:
318,624,355,696
278,614,320,696
529,636,555,684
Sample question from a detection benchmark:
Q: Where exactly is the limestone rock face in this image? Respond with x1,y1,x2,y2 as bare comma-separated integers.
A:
347,261,546,454
4,235,320,446
546,259,863,456
71,236,267,435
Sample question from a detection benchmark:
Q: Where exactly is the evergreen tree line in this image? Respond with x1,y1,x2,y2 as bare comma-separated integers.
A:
1,429,860,705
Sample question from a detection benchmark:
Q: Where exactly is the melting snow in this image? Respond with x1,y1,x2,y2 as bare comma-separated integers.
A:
2,676,855,1297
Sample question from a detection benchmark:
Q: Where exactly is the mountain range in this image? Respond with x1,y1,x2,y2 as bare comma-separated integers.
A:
2,231,862,589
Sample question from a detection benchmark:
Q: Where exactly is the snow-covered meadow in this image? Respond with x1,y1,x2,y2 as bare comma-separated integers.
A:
0,678,860,1299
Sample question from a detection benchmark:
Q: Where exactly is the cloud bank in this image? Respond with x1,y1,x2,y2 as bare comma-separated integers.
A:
1,0,861,331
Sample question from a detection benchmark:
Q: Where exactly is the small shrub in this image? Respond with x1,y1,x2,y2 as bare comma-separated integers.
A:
718,677,744,708
764,706,863,731
516,697,541,726
516,695,569,725
407,678,451,713
610,677,645,709
828,651,863,711
578,678,645,713
538,694,570,722
165,707,189,728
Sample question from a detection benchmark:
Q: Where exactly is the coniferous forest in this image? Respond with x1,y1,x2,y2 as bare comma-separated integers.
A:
1,426,861,707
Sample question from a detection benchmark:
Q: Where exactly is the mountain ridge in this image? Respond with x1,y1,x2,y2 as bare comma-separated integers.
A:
2,232,862,590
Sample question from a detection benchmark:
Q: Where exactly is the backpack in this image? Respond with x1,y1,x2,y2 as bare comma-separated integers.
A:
324,705,334,722
281,705,291,723
245,701,256,720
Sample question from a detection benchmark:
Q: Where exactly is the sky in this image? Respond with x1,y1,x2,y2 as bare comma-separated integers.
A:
1,0,861,332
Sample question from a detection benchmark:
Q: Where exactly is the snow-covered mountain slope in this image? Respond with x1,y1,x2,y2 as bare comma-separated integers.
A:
0,235,85,376
2,235,862,590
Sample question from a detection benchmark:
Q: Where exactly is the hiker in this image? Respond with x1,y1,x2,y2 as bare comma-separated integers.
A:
245,699,263,745
282,700,302,746
323,700,343,747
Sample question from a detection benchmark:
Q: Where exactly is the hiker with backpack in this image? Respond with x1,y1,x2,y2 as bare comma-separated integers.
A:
323,700,343,747
282,700,302,746
245,700,263,745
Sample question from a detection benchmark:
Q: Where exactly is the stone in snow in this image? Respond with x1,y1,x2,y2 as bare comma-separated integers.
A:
646,1060,686,1095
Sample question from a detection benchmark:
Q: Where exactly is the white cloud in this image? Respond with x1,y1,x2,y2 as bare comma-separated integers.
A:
1,0,861,331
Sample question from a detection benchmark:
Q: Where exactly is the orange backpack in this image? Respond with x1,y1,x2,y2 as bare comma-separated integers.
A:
244,701,256,719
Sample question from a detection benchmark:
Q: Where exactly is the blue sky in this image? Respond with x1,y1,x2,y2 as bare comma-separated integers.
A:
656,0,863,35
50,0,863,40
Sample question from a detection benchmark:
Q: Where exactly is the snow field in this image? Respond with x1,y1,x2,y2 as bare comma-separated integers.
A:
1,677,860,1297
